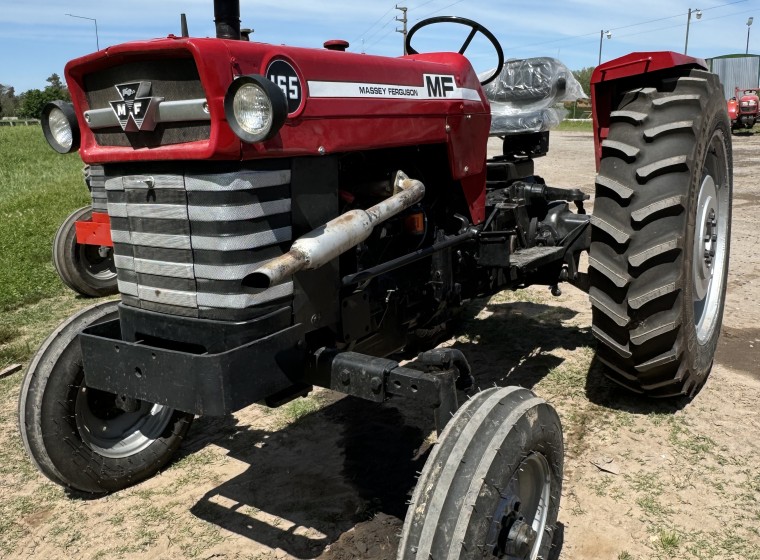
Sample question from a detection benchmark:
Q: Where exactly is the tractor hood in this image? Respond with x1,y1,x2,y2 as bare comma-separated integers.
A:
64,36,490,166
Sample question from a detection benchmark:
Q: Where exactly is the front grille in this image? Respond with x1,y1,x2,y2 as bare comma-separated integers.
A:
103,164,294,321
84,58,209,148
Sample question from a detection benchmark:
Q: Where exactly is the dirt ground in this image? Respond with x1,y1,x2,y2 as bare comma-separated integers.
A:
3,130,760,560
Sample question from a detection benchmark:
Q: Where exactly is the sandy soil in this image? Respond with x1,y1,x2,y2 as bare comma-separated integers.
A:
3,130,760,560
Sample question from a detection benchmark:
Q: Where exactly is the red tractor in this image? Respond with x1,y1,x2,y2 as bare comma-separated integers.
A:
21,2,732,557
728,86,759,130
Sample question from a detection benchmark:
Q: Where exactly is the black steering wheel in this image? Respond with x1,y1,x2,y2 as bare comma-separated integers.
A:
405,16,505,86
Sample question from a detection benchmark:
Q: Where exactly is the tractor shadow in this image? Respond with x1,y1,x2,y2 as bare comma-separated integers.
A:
441,297,589,390
185,396,432,559
434,295,692,417
183,295,683,557
584,355,691,415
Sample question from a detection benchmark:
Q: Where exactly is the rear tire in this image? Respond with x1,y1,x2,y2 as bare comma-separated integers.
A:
397,386,563,560
53,207,118,297
589,69,732,397
18,301,193,493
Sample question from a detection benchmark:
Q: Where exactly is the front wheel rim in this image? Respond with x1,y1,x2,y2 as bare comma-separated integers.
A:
693,130,730,345
484,452,552,560
75,385,174,459
76,243,116,282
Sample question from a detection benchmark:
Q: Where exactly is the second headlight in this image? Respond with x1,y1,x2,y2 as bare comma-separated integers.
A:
224,75,287,143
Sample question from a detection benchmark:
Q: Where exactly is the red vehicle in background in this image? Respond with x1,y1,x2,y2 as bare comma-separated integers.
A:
728,87,759,130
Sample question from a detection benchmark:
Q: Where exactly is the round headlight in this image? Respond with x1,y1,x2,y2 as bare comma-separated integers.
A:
41,101,80,154
224,75,287,143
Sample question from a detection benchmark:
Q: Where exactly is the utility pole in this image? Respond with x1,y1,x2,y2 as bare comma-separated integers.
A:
684,8,702,55
396,5,408,55
748,17,754,55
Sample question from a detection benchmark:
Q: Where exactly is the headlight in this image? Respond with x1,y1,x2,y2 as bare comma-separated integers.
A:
741,101,750,107
224,75,287,143
41,101,80,154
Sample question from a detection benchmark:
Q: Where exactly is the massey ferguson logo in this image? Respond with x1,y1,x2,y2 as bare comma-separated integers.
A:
109,81,161,132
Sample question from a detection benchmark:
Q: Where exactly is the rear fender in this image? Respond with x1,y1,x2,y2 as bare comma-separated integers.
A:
590,52,707,170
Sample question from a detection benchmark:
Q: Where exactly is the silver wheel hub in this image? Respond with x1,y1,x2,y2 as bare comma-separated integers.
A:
484,452,551,559
75,386,174,459
692,133,730,345
693,175,718,301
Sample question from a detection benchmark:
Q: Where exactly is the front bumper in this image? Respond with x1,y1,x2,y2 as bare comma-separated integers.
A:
81,315,305,416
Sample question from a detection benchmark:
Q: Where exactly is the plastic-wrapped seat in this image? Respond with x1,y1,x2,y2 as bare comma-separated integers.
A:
481,57,586,136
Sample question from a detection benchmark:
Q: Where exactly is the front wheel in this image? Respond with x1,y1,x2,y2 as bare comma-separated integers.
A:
18,301,193,493
398,386,563,560
589,69,732,397
53,207,118,297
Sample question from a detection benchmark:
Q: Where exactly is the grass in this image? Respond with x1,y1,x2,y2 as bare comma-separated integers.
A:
557,118,594,132
0,126,89,312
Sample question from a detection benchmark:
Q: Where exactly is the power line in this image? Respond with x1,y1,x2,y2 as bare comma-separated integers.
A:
363,15,396,46
417,0,466,20
408,0,442,12
615,7,757,41
506,0,750,53
353,5,396,44
610,0,748,33
364,17,398,50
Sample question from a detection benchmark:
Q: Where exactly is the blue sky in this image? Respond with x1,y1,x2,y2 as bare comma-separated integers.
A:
1,0,757,93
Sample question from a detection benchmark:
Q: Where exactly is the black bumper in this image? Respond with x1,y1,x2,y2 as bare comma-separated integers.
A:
80,318,305,416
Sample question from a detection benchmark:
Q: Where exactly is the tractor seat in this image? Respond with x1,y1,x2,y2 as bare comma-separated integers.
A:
481,57,585,135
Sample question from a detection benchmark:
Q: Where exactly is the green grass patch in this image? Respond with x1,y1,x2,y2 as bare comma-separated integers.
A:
282,395,322,423
557,119,593,132
654,529,681,554
0,127,89,312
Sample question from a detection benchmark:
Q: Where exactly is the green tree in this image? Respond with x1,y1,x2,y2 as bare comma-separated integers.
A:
46,73,64,89
572,66,594,97
0,84,18,118
18,89,45,118
17,73,70,118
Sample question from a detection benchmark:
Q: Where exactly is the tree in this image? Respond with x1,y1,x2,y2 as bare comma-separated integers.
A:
46,73,64,90
572,67,594,97
17,73,70,118
0,84,18,118
18,89,49,119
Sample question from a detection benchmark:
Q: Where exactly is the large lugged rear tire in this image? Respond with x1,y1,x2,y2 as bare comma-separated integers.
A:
19,301,193,493
589,69,732,397
397,386,563,560
53,207,118,297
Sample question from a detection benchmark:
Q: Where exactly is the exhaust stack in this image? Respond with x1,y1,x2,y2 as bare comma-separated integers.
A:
213,0,240,40
245,171,425,290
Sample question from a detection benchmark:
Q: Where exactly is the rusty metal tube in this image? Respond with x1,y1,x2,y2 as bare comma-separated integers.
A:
245,171,425,289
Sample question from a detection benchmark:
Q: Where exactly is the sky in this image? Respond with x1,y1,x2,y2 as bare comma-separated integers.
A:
0,0,757,93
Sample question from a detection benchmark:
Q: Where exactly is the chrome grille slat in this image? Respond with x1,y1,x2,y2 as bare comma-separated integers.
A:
187,199,291,222
119,231,193,250
196,282,294,308
108,202,188,220
185,170,291,191
137,285,198,308
190,227,292,251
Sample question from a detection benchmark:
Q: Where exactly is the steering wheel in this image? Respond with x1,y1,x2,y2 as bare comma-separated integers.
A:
405,16,505,86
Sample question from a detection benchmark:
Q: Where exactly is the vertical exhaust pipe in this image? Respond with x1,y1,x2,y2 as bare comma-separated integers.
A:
180,13,189,37
213,0,241,40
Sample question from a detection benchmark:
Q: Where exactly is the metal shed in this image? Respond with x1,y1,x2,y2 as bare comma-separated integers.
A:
707,54,760,99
